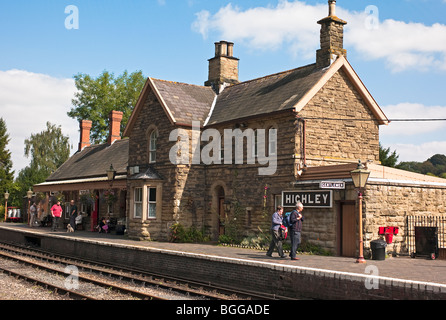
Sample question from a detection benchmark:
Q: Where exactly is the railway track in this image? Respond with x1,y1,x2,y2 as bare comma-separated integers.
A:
0,242,279,300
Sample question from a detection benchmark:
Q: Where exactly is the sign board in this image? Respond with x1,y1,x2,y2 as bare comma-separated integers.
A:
282,190,333,208
319,181,345,190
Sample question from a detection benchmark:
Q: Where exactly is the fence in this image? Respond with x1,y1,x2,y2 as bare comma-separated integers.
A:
406,215,446,258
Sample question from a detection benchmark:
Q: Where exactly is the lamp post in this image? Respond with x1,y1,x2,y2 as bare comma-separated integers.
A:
4,191,9,222
27,188,33,225
350,160,370,264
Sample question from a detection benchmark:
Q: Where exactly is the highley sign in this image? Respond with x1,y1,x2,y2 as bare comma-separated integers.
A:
282,190,333,208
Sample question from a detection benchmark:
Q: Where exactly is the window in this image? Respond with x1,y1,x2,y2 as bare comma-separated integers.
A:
275,194,282,209
149,130,158,163
251,129,258,158
268,127,277,156
134,187,143,218
147,187,157,218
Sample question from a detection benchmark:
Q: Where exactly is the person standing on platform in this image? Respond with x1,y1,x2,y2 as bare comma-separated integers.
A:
51,201,63,231
266,206,286,258
69,200,78,232
290,202,304,261
29,202,37,227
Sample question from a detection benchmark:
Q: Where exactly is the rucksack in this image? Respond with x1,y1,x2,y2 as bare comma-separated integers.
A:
283,212,292,229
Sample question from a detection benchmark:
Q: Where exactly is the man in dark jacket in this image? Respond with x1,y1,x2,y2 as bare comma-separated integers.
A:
266,206,286,258
290,202,304,260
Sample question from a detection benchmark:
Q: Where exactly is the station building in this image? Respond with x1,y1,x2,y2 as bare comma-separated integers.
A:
34,1,446,258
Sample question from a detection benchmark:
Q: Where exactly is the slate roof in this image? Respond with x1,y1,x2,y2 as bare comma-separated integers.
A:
46,139,129,182
207,64,326,125
128,166,163,181
151,79,216,126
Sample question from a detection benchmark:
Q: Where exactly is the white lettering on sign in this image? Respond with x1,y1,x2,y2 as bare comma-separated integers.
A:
320,181,345,189
282,191,333,208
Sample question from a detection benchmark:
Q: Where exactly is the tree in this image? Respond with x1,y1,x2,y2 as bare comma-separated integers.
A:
12,122,71,207
24,122,71,176
67,70,146,144
379,143,399,167
0,118,14,204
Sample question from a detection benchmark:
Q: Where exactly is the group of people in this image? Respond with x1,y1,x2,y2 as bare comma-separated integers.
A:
50,200,80,232
266,202,304,261
29,200,81,232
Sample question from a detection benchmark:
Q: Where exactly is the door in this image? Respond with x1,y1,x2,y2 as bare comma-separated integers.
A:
219,197,225,236
341,203,356,257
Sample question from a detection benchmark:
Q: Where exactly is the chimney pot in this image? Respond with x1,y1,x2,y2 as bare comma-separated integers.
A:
329,0,336,16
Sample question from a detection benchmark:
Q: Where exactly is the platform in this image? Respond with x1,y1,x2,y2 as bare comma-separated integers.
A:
1,223,445,300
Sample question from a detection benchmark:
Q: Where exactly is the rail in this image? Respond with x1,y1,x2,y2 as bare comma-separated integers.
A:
406,215,446,257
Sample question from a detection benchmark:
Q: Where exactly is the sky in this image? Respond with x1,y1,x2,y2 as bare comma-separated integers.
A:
1,0,446,177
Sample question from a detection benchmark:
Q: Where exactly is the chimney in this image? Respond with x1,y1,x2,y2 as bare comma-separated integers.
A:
205,41,239,93
107,110,123,145
316,0,347,69
78,120,92,151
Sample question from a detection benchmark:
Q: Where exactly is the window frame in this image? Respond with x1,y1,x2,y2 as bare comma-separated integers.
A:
147,187,157,219
149,129,159,164
133,187,143,219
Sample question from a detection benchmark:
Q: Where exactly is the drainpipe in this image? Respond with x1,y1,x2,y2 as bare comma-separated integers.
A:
294,111,307,177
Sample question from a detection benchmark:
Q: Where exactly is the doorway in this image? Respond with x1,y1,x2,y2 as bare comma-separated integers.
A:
340,202,356,257
219,196,225,236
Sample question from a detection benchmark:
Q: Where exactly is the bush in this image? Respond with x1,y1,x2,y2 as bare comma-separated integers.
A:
169,223,210,243
218,230,333,256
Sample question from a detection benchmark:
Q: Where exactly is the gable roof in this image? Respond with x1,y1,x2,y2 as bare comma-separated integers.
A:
124,55,388,137
124,77,216,136
206,63,326,125
292,56,388,125
45,139,129,182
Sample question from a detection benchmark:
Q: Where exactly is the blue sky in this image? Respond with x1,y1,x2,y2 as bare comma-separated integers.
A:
1,0,446,176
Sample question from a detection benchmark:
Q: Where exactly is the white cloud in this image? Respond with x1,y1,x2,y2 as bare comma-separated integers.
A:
192,1,325,59
0,69,78,177
380,103,446,136
344,12,446,72
192,1,446,72
380,103,446,162
388,141,446,163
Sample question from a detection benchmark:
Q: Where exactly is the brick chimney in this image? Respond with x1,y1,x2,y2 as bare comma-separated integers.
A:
205,41,239,93
78,120,92,151
316,0,347,69
107,110,123,145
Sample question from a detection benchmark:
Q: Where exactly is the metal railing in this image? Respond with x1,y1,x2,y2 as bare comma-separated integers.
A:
407,215,446,256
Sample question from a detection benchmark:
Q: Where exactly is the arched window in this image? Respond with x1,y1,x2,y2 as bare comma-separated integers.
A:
149,129,158,163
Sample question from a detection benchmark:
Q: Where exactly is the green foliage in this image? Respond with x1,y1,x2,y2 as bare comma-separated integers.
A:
68,70,146,144
169,223,210,243
380,142,446,179
397,154,446,178
379,143,399,167
11,122,71,206
218,226,333,256
0,118,15,202
24,122,70,173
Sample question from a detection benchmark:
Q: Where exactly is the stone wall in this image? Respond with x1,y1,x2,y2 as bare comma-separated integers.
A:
364,180,446,255
298,69,380,166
